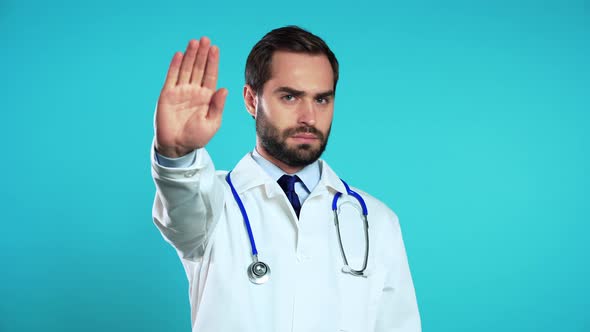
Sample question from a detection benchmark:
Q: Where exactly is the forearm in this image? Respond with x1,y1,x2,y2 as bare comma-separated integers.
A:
151,142,225,260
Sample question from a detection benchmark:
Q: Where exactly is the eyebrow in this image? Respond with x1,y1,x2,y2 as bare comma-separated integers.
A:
273,86,335,99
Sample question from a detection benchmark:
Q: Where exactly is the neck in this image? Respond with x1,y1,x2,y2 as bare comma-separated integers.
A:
255,141,304,174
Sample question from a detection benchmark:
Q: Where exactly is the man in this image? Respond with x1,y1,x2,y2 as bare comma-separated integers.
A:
151,26,421,332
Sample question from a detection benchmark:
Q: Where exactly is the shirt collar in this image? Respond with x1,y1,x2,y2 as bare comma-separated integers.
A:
251,147,321,193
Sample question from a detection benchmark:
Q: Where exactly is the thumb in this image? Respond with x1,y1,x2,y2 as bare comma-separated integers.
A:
208,88,228,120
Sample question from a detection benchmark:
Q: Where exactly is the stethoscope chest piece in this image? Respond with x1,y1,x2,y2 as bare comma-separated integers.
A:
248,260,271,284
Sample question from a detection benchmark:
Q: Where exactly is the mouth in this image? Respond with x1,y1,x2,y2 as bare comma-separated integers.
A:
290,133,319,143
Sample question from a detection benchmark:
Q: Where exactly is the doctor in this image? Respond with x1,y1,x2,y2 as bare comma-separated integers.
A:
151,26,421,331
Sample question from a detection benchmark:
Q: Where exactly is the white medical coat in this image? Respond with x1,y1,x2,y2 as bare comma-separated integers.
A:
152,147,421,332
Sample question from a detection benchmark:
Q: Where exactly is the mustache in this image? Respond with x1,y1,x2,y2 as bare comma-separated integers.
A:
284,126,324,140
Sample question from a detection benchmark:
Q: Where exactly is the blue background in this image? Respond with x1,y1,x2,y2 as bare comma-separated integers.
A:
1,0,588,331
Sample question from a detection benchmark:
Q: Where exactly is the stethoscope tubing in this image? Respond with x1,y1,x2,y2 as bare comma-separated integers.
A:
226,171,370,283
332,180,370,276
226,171,259,257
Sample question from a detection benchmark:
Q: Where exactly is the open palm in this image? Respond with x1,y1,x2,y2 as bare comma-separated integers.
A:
155,37,228,158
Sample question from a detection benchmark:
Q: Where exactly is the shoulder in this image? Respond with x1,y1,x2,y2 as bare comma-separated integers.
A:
348,185,400,229
331,175,402,241
320,159,400,228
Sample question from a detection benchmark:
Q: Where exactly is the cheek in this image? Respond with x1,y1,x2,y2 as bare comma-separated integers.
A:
265,102,298,126
317,110,334,130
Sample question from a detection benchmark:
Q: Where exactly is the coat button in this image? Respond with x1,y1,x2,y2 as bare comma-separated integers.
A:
297,253,310,262
184,170,197,177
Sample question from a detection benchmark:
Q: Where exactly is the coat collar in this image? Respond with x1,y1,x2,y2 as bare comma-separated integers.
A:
228,152,347,199
251,148,320,194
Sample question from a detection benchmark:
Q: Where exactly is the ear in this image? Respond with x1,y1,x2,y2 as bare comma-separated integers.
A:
243,84,257,118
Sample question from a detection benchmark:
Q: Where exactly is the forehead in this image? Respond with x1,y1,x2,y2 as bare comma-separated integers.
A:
265,51,334,92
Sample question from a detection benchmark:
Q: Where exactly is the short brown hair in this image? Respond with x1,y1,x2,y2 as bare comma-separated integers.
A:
245,26,339,95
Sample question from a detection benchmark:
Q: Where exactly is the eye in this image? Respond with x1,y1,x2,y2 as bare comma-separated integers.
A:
316,96,330,104
282,94,296,102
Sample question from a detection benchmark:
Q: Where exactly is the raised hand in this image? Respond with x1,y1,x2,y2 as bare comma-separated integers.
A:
154,37,228,158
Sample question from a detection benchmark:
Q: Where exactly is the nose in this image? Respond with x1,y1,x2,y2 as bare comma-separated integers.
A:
297,100,316,126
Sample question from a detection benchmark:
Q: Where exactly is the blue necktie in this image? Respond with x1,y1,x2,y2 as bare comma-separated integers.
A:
277,175,302,218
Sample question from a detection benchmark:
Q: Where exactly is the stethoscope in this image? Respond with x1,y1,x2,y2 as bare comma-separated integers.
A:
226,171,370,285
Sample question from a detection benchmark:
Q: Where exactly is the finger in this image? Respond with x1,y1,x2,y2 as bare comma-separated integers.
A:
207,88,228,120
163,52,183,90
177,39,199,85
202,46,219,90
190,36,211,85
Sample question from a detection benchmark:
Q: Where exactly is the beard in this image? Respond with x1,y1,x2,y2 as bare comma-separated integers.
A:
256,104,331,168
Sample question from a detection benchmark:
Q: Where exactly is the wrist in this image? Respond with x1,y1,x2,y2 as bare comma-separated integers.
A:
154,143,194,159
